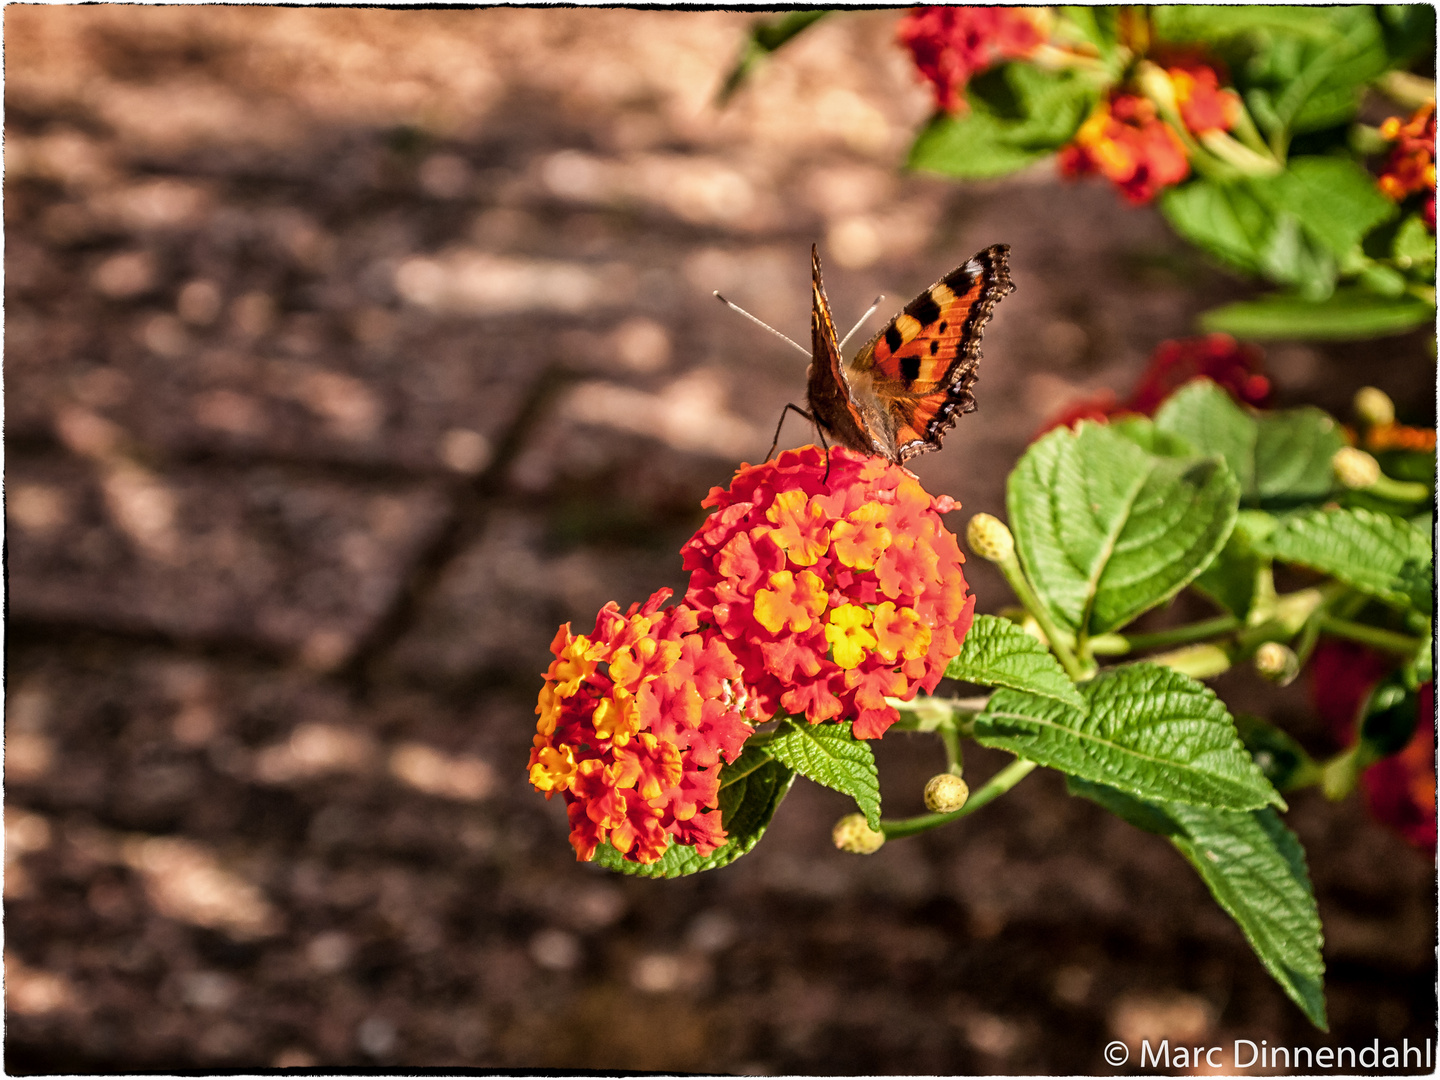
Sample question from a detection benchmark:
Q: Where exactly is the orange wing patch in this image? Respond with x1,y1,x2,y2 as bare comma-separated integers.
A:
849,246,1012,462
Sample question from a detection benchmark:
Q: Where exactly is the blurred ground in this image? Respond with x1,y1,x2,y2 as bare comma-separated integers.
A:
4,6,1435,1073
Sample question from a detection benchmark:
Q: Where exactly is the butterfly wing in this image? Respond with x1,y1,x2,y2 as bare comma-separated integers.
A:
806,245,885,456
846,244,1013,463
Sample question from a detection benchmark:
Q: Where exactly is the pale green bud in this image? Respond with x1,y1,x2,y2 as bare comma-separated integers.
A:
1254,641,1300,686
831,813,885,854
923,773,970,814
967,513,1015,563
1353,386,1395,429
1333,446,1381,490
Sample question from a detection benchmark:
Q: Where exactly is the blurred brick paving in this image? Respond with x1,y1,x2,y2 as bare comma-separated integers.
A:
5,7,1434,1072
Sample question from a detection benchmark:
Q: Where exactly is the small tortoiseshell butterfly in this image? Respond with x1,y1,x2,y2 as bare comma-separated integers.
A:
802,243,1012,464
723,245,1013,466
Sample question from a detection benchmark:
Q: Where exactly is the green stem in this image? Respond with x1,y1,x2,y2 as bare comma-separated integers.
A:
1374,70,1438,110
880,758,1037,839
1370,473,1434,503
1318,616,1422,656
941,729,964,776
1146,643,1234,680
996,553,1088,683
1122,614,1242,652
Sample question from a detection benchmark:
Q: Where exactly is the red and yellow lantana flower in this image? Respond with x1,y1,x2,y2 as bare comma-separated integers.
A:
1377,101,1437,231
683,446,975,740
896,6,1046,114
1057,92,1190,205
530,589,758,864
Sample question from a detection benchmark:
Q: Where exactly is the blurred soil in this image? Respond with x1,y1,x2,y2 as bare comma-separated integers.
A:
4,7,1435,1073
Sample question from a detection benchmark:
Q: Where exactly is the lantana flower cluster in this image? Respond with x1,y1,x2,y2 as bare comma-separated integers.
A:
532,446,974,863
1040,333,1271,435
1056,92,1190,205
1377,101,1436,231
896,6,1045,114
530,589,760,864
684,446,975,741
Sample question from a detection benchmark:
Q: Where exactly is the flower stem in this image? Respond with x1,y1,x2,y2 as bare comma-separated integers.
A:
1122,614,1242,652
1146,643,1234,680
1370,472,1434,503
995,553,1088,683
1317,616,1423,656
880,758,1037,839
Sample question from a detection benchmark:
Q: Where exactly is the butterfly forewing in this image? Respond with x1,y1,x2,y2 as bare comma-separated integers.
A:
849,245,1013,462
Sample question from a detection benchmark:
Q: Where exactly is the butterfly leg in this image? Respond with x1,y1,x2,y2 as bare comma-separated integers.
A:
766,402,815,462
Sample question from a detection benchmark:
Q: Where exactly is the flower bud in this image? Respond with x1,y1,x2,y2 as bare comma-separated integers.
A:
967,513,1015,563
831,813,885,854
923,773,970,814
1333,446,1381,490
1254,641,1300,686
1353,386,1396,428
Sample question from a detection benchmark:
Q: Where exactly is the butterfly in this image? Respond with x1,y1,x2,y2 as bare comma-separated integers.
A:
726,245,1013,466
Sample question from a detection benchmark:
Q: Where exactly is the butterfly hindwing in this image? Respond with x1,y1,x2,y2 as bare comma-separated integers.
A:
849,244,1013,462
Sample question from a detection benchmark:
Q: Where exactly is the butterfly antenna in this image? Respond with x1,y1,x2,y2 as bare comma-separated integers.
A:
713,292,809,358
838,295,884,352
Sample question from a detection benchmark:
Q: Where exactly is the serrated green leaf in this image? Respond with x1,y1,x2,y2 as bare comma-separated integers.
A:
1267,506,1432,608
945,613,1085,710
1193,510,1279,619
1108,415,1200,458
1252,407,1346,507
1153,381,1259,492
1152,6,1342,43
1260,158,1397,261
1008,422,1241,636
1200,287,1435,340
1160,180,1276,279
1153,382,1344,510
765,719,880,830
594,745,795,878
1266,7,1388,134
974,662,1283,811
1068,778,1326,1029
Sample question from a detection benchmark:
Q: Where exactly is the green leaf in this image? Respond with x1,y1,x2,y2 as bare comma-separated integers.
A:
1393,214,1437,279
1107,416,1196,459
1199,287,1435,340
1242,7,1388,136
1398,557,1435,616
1254,406,1346,507
594,745,795,878
716,11,829,104
1152,6,1342,43
1160,180,1278,280
765,719,880,830
1379,5,1437,64
1153,381,1259,492
974,662,1283,811
1069,778,1327,1029
1008,422,1241,636
1267,506,1432,609
945,613,1086,710
1261,157,1397,260
908,64,1092,178
1153,382,1344,509
1193,510,1279,619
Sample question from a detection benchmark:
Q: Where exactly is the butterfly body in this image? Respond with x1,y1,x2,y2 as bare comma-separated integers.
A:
805,244,1012,464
